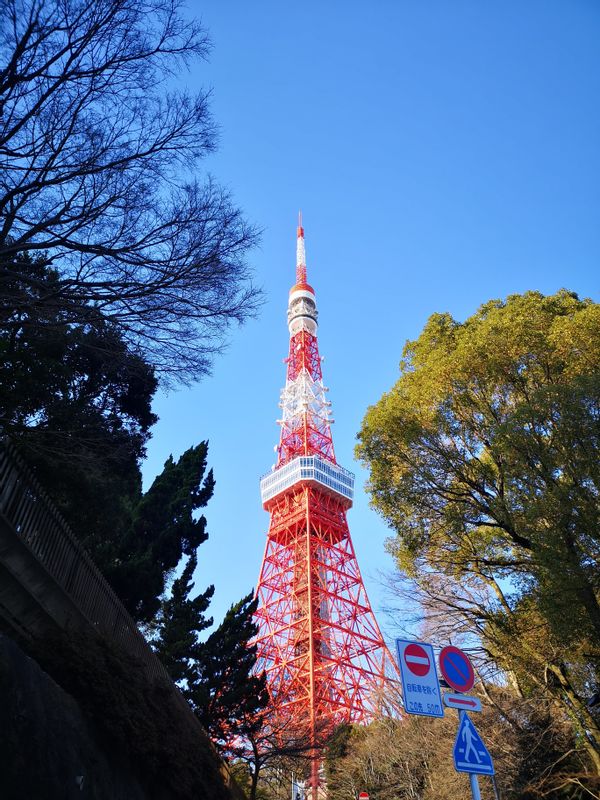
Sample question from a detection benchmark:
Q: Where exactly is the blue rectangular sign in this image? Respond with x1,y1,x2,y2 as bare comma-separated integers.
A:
396,639,444,718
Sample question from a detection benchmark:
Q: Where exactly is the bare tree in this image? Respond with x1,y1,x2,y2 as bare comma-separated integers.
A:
0,0,260,381
324,699,593,800
382,567,600,793
229,713,330,800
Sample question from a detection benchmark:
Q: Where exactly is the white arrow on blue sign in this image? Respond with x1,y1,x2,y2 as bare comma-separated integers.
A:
453,711,495,775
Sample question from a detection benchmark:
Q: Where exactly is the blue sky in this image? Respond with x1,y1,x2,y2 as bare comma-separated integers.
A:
142,1,600,641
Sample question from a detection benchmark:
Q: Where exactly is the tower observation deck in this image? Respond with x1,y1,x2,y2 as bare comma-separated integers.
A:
253,219,397,798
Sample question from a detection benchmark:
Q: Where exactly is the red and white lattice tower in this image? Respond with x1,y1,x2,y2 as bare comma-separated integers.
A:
254,218,397,797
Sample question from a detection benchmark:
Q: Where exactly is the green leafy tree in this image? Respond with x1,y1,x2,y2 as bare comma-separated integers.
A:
1,252,217,623
154,576,268,751
0,251,156,550
0,253,158,465
112,443,216,622
357,289,600,775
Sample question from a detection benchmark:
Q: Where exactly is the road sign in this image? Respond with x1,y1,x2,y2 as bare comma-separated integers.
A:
439,645,475,693
396,639,444,717
292,776,305,800
453,711,495,775
444,693,482,712
404,642,431,676
358,793,369,800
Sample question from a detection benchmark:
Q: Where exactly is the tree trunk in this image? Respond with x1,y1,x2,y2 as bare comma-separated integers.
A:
250,766,260,800
563,532,600,645
547,662,600,775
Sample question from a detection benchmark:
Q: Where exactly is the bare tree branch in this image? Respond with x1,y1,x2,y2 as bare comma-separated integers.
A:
0,0,261,382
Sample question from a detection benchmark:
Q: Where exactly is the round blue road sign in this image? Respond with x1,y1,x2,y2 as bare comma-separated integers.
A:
439,646,475,693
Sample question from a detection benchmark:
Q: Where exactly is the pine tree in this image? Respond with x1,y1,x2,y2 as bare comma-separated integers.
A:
153,551,214,684
112,443,216,622
189,593,268,745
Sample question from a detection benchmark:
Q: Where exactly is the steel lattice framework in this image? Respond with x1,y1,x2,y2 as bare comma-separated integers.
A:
254,218,397,797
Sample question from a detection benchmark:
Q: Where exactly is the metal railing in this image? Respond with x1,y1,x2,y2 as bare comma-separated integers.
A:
0,437,242,791
0,438,171,683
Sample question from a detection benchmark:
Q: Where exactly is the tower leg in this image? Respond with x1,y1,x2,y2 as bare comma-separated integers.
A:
310,755,319,800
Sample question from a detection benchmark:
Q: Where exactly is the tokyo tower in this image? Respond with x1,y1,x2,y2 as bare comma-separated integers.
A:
254,218,397,795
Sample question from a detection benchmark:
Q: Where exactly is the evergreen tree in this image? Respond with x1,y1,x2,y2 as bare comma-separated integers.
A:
154,580,268,747
153,550,214,684
110,443,216,622
0,251,156,563
0,253,157,475
1,252,217,623
189,593,268,746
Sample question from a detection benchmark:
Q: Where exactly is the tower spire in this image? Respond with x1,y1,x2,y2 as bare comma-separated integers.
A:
296,210,307,285
281,220,332,465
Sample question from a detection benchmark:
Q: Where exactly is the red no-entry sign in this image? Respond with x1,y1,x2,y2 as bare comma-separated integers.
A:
403,642,431,677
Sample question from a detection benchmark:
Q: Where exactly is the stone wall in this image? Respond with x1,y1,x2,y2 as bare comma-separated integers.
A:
0,635,149,800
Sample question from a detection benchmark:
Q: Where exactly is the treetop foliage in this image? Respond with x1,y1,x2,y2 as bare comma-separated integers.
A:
153,548,214,685
358,289,599,612
0,0,260,381
0,253,220,621
0,252,158,454
109,442,216,621
325,688,591,800
153,581,268,755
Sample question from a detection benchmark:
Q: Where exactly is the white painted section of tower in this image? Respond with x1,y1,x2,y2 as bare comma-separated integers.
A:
297,235,306,272
260,455,354,504
288,286,318,335
278,367,333,435
288,305,318,336
288,288,316,304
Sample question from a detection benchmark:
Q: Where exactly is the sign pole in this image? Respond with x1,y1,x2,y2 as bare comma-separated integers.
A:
491,775,501,800
469,774,481,800
463,708,482,800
